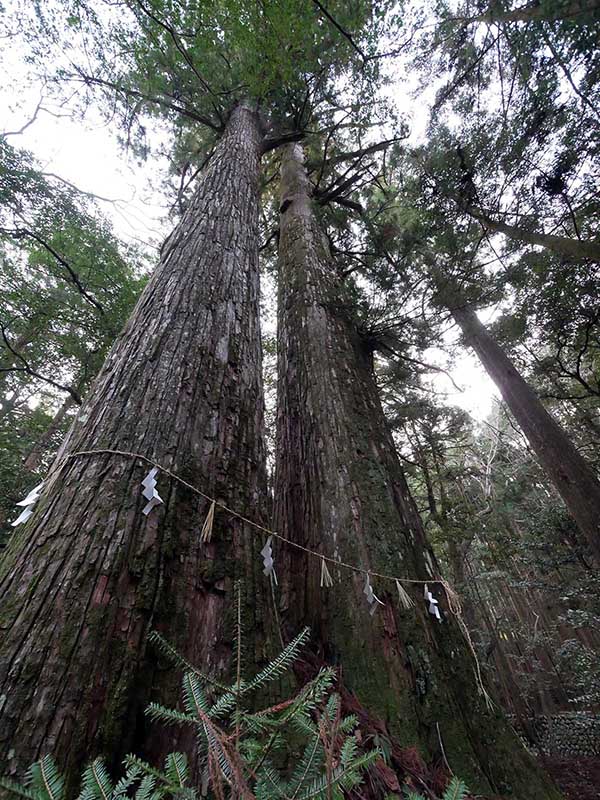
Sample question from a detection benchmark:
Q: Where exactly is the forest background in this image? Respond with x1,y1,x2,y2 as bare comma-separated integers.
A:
0,1,599,799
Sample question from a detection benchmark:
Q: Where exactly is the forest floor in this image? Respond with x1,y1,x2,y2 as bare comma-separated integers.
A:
540,756,600,799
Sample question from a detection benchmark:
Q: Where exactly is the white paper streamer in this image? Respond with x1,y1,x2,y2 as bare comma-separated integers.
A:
11,481,44,527
261,535,278,584
424,583,442,621
363,573,384,616
141,467,163,516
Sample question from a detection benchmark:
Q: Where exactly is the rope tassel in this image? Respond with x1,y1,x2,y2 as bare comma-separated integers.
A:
395,579,415,610
320,557,334,588
201,500,216,543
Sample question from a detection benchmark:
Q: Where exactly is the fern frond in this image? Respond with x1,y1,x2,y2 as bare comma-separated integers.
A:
339,714,358,734
133,774,156,800
340,735,358,766
443,777,468,800
207,690,237,720
287,736,323,795
181,673,209,718
0,776,38,799
323,693,340,724
163,753,188,789
147,632,230,693
145,703,199,728
243,627,310,695
296,750,380,800
112,765,142,799
27,757,65,800
77,759,114,800
255,764,289,800
123,756,167,786
289,711,318,738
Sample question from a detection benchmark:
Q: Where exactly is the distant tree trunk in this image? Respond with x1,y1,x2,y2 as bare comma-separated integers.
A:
273,143,560,798
472,0,600,24
442,293,600,564
466,205,600,261
0,104,267,789
23,394,76,472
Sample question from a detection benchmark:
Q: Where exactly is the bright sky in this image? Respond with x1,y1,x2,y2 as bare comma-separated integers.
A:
0,16,499,422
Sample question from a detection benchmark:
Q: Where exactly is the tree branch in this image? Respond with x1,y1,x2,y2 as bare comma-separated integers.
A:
0,324,82,404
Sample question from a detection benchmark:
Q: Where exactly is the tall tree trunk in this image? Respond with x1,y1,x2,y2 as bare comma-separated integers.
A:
0,104,267,789
466,205,600,261
442,291,600,564
273,143,560,798
472,0,600,24
23,394,77,472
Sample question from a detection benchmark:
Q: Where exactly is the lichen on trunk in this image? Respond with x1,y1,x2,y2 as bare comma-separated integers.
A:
273,143,561,798
0,104,268,790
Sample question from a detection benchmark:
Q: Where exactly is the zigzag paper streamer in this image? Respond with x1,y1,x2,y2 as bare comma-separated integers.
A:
11,481,44,527
141,467,163,516
424,583,442,621
363,573,384,616
261,535,278,585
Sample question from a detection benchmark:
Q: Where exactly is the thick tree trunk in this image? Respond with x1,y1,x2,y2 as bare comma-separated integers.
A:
466,205,600,261
273,143,560,798
0,104,267,788
444,295,600,564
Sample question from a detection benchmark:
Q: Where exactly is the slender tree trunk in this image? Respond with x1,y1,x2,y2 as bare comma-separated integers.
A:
0,104,267,789
473,0,600,24
273,143,560,798
442,293,600,564
23,394,76,472
466,205,600,261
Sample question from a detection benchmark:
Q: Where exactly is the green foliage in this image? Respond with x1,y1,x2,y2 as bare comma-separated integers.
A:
13,0,398,172
404,776,468,800
0,138,145,547
1,626,379,800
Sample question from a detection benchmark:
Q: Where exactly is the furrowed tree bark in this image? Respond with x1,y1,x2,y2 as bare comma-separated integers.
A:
466,205,600,261
0,104,267,789
273,143,560,798
440,289,600,564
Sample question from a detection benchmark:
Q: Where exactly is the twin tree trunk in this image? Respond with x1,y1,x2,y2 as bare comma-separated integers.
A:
0,105,267,787
0,111,566,798
273,144,560,798
444,294,600,564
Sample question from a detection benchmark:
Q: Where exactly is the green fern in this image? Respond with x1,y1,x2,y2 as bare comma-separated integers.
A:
2,626,381,800
403,775,469,800
241,626,310,695
78,759,114,800
0,776,38,800
442,777,468,800
27,757,65,800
